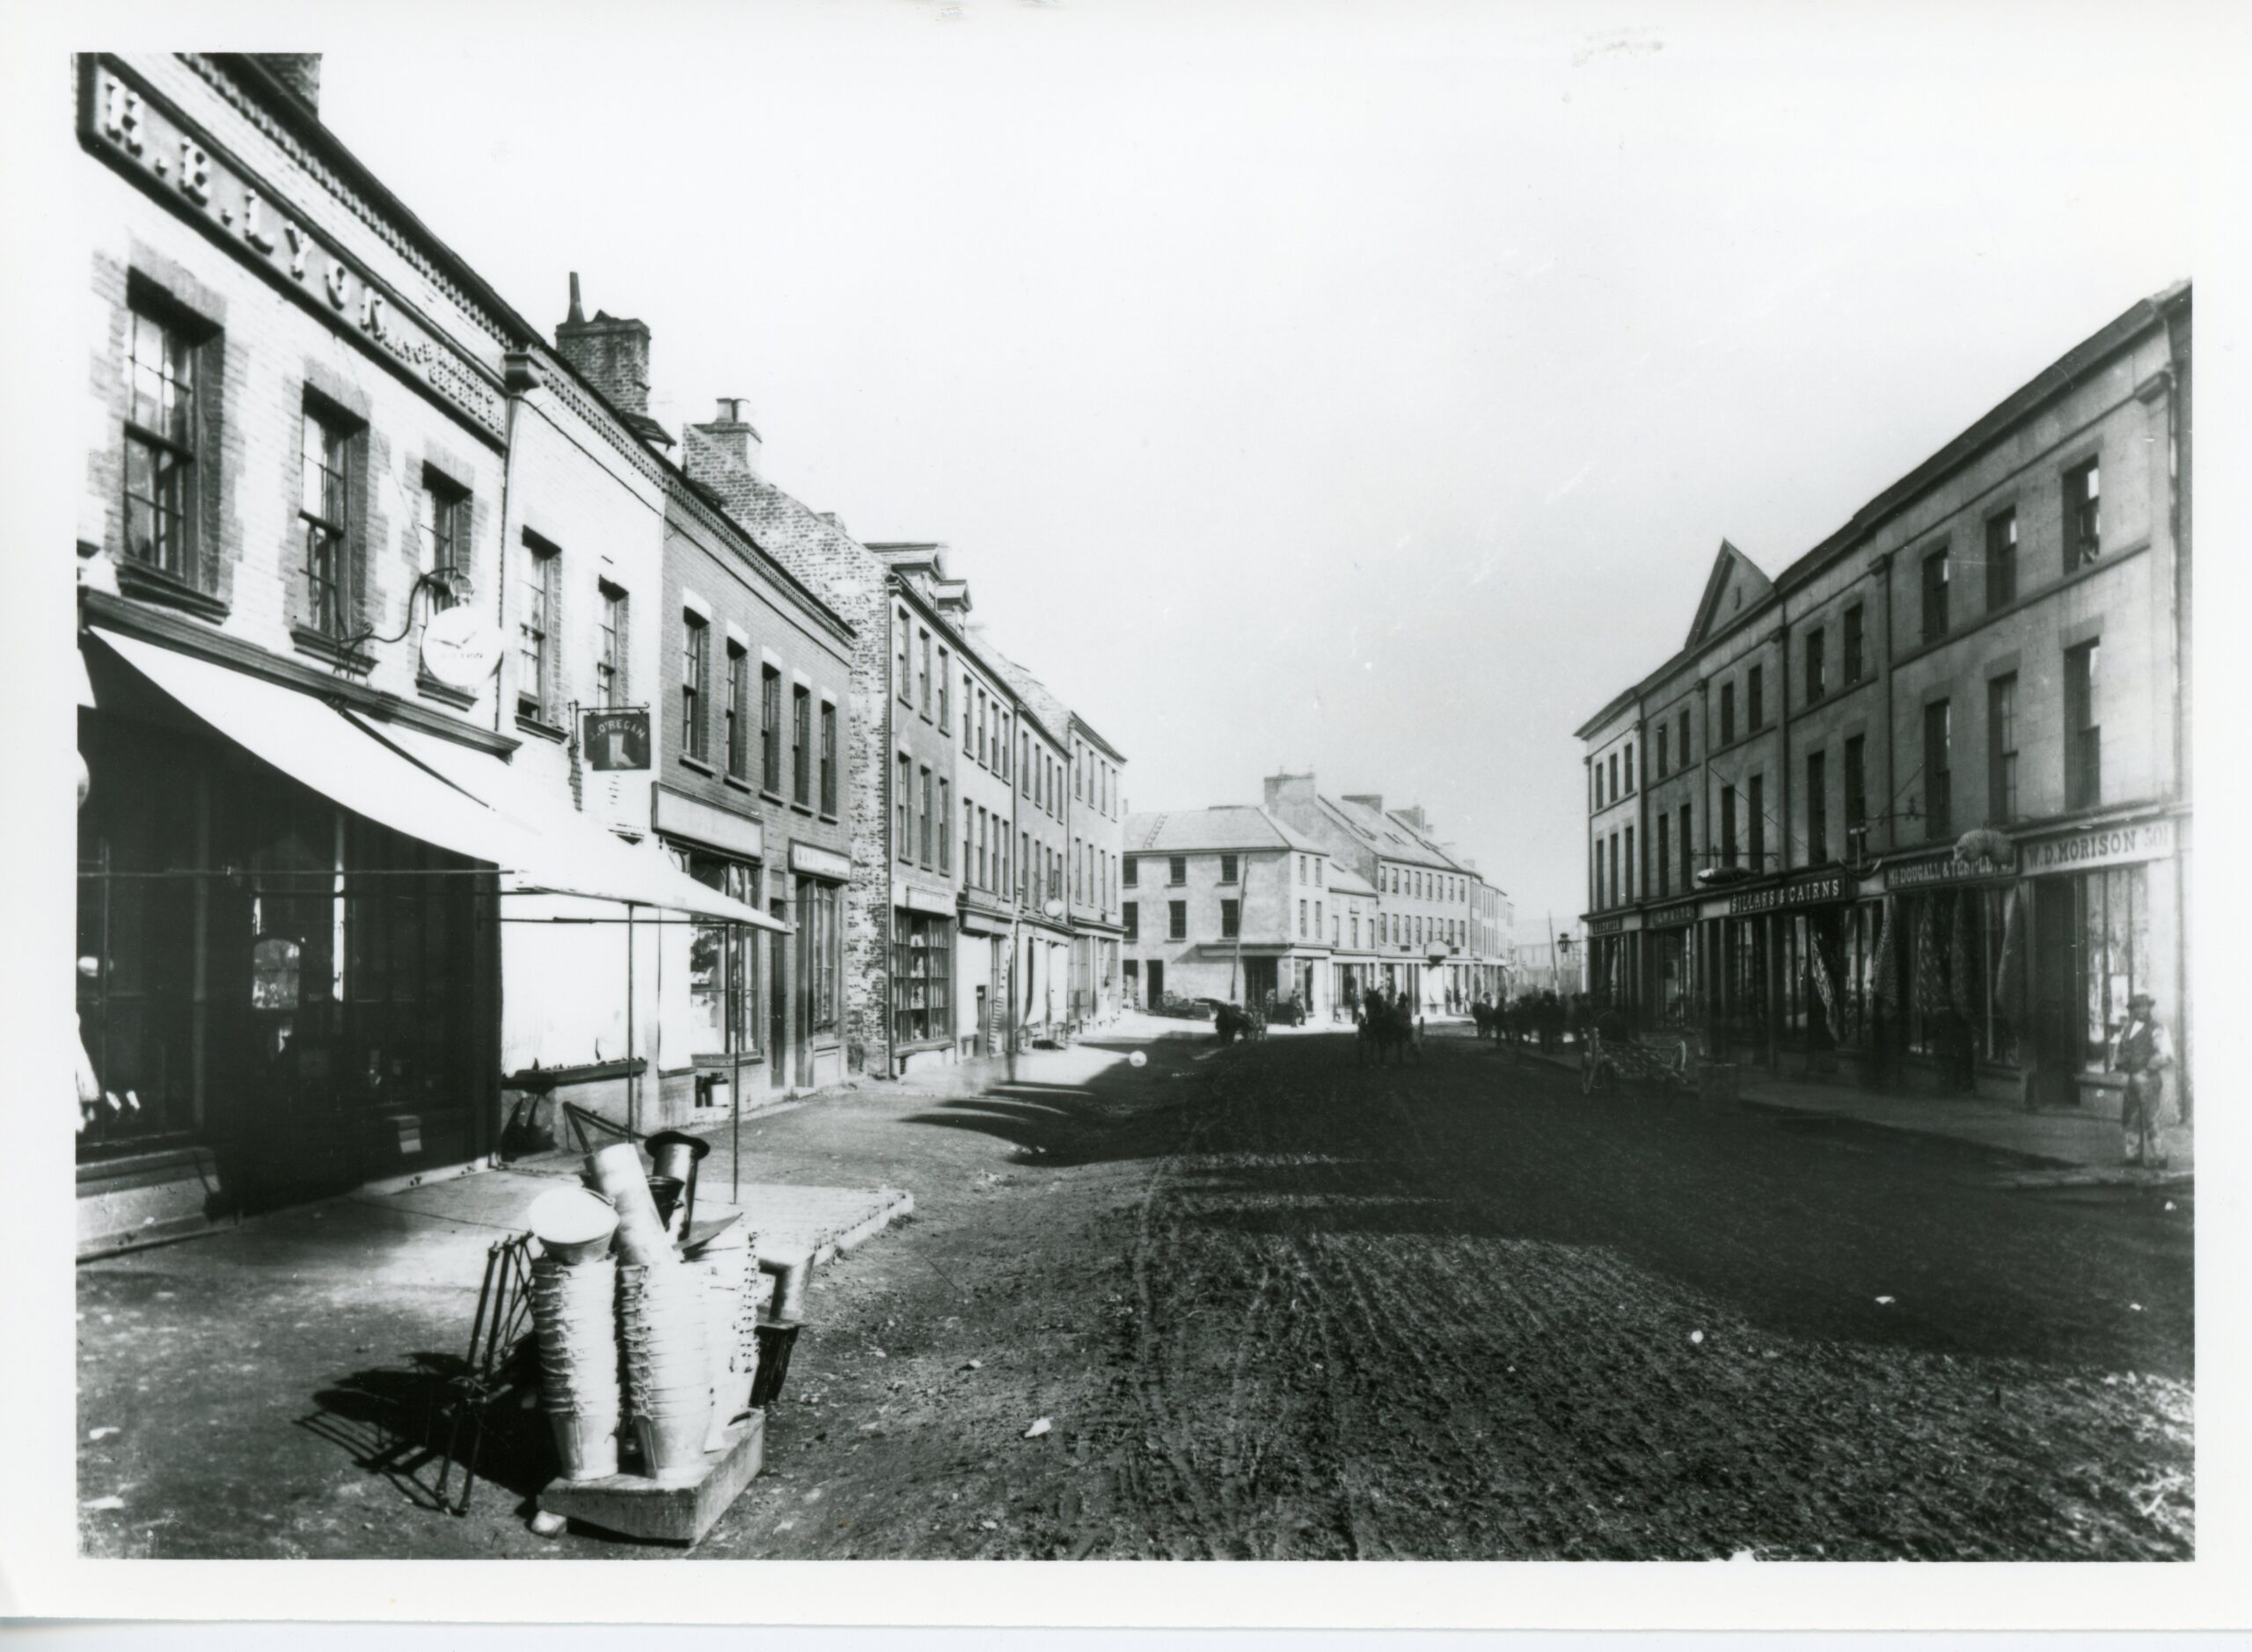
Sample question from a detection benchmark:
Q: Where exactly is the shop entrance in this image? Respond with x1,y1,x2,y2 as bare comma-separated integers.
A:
1241,956,1278,1008
2031,879,2081,1107
768,902,789,1093
1144,960,1165,1006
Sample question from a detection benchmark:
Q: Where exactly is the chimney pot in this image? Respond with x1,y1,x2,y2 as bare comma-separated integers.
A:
553,277,654,419
686,397,763,479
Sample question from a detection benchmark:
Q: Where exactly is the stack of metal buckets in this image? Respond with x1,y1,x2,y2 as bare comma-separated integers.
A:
523,1139,762,1484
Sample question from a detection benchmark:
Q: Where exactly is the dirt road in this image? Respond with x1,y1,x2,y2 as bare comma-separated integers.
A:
77,1021,2192,1560
701,1024,2190,1561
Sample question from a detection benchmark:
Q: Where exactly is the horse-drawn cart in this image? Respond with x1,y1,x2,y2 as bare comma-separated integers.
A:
1580,1027,1696,1097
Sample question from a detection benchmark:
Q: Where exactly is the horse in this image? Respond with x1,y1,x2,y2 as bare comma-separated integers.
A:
1356,994,1420,1068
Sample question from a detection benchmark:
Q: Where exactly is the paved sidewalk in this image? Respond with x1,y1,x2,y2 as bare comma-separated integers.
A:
1507,1039,2191,1182
1729,1075,2193,1183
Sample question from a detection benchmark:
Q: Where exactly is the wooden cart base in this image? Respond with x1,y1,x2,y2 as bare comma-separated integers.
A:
537,1411,765,1546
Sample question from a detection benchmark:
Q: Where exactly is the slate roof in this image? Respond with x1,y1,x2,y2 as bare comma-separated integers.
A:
1125,807,1327,856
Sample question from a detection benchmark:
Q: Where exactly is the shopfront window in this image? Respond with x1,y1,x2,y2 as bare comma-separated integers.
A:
2074,866,2148,1071
802,879,841,1033
1902,885,2022,1065
674,847,758,1058
891,910,952,1047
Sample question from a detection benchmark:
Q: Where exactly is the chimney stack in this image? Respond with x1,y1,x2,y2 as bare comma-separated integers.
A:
1263,771,1318,813
1396,805,1429,832
554,274,669,445
688,397,763,477
248,55,323,114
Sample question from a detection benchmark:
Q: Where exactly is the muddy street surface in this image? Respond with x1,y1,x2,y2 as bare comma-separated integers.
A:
79,1023,2192,1560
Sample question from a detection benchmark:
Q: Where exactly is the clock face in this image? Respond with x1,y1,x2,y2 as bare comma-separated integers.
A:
420,605,505,690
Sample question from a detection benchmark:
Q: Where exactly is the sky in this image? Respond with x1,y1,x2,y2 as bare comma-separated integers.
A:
313,0,2203,939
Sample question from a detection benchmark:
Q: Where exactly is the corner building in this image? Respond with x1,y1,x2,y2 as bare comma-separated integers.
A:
1577,284,2192,1115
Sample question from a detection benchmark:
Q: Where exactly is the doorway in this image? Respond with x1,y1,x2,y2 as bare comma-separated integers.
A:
768,899,789,1093
1242,956,1277,1008
2031,877,2081,1107
1145,960,1165,1008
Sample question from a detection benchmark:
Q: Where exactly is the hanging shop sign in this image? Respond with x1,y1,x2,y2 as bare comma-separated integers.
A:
583,709,651,771
1727,870,1848,916
82,59,507,442
2019,815,2178,875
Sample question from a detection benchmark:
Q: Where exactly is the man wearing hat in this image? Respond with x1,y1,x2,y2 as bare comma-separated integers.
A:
2108,990,2175,1168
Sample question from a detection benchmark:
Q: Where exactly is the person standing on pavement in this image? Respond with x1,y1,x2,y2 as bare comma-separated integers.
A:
2109,991,2175,1168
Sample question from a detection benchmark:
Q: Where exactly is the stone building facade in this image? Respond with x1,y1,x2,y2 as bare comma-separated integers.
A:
1262,773,1510,1013
69,54,771,1253
1576,283,2193,1117
1121,808,1335,1015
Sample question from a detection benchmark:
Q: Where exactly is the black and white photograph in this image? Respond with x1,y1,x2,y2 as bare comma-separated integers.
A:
5,0,2247,1630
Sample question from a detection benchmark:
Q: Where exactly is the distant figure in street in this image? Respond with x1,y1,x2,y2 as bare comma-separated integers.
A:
2109,991,2175,1168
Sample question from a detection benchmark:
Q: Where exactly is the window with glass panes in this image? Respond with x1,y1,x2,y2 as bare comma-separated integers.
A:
1844,735,1868,840
2065,459,2101,570
1720,682,1736,744
1920,548,1950,644
919,766,933,866
301,405,354,638
122,303,200,580
724,646,746,778
1656,813,1671,896
896,755,912,861
820,700,837,815
1923,699,1952,838
675,847,758,1057
1223,899,1240,939
761,665,782,793
804,880,841,1031
1985,508,2018,610
938,647,949,731
891,910,951,1047
680,616,709,759
596,582,626,706
792,684,811,806
1748,666,1764,730
1679,803,1693,888
425,473,469,608
1988,674,2018,822
938,779,951,874
1804,629,1825,703
1807,749,1827,864
1168,901,1187,939
1844,603,1865,683
517,537,557,721
2066,641,2101,810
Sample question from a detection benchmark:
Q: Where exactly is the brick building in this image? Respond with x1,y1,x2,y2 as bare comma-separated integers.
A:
1576,283,2192,1116
70,55,770,1252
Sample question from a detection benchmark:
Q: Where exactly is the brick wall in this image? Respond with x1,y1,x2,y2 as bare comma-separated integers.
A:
682,425,896,1074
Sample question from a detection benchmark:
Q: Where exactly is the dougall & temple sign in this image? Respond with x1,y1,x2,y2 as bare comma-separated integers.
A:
82,59,507,442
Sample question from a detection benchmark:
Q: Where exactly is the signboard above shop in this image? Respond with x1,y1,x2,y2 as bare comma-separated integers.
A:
583,709,650,772
1727,870,1848,916
83,59,508,442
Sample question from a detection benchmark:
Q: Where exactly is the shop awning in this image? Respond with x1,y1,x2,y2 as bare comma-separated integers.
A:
347,713,786,929
92,629,782,931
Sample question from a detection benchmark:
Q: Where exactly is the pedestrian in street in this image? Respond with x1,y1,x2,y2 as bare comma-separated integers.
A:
2109,990,2175,1168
